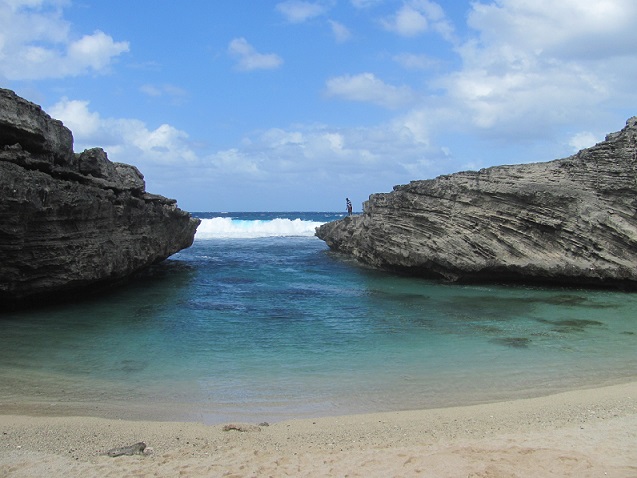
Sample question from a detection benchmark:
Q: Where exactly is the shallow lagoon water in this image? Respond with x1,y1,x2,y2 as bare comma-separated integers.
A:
1,212,635,424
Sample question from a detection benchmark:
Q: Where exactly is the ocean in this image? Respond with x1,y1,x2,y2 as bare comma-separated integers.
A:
0,211,636,424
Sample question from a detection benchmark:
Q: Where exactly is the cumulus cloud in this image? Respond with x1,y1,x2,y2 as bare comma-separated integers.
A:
208,148,265,177
381,0,455,41
390,108,431,145
568,131,600,152
381,4,428,36
0,1,128,80
212,0,637,198
48,97,198,165
66,30,127,70
428,0,637,140
440,61,608,132
228,37,283,71
325,72,417,109
275,0,329,23
468,0,637,60
48,98,101,139
202,113,442,189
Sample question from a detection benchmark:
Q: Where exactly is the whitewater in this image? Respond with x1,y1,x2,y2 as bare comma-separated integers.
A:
0,211,635,424
194,213,329,239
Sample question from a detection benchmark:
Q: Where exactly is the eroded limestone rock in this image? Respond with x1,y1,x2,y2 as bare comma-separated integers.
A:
0,88,200,307
316,117,637,288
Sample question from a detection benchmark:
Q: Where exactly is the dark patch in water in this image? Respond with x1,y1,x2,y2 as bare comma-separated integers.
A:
437,294,575,322
441,293,617,324
492,337,532,348
473,324,502,334
536,318,605,333
542,295,588,306
621,331,635,335
368,289,431,303
542,295,616,309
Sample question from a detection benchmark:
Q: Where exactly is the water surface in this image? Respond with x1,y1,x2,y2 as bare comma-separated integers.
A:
1,212,635,423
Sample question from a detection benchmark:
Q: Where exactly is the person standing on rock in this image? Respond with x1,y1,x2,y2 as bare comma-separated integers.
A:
346,198,353,216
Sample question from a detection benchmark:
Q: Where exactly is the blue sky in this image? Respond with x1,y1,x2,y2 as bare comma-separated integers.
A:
2,0,636,212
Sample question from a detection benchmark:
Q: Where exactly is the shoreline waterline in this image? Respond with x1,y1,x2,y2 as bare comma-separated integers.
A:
1,374,636,426
1,381,636,476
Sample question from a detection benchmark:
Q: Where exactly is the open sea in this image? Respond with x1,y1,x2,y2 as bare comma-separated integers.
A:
1,211,636,424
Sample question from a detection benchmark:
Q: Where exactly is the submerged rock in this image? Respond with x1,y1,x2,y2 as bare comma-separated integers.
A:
0,88,200,307
316,117,637,289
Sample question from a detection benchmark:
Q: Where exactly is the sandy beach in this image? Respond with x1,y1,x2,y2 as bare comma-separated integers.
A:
1,381,636,477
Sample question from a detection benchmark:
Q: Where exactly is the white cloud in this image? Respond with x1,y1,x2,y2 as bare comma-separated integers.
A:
0,1,128,80
208,148,265,176
275,0,329,23
382,4,428,37
127,123,197,163
48,97,198,165
325,72,417,109
430,0,637,139
468,0,637,60
228,37,283,71
66,30,127,70
440,62,609,131
568,132,599,152
201,116,441,187
381,0,455,41
2,0,63,10
329,19,351,42
391,108,431,145
48,98,100,139
311,0,637,181
45,91,433,199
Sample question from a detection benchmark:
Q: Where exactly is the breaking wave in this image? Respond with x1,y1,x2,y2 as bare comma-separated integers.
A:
195,217,326,239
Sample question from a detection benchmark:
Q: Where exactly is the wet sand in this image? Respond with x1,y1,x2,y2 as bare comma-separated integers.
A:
1,381,636,477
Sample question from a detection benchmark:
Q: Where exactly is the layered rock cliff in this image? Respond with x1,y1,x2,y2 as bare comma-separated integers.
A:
0,88,200,306
316,117,637,288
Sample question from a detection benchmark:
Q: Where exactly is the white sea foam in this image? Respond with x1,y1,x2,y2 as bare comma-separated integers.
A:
195,217,325,239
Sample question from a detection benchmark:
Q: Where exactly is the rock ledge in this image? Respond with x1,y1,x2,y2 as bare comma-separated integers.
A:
316,117,637,289
0,88,200,307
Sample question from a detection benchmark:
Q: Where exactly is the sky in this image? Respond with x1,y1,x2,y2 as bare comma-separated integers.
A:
1,0,636,212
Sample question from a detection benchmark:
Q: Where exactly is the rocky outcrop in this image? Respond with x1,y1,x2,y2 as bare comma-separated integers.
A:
0,88,200,306
316,117,637,288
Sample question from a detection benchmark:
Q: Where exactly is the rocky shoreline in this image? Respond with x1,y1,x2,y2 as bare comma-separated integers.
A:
0,89,200,307
317,117,637,289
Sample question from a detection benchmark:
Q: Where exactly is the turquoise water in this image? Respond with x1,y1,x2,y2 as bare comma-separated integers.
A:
0,212,636,424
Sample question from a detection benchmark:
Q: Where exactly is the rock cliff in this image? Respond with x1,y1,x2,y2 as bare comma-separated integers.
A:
316,117,637,288
0,88,200,306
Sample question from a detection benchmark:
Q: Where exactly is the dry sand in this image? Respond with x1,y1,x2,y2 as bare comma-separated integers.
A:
1,381,636,477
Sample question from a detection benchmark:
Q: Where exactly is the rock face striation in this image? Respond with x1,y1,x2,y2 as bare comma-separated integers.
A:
317,117,637,288
0,88,200,306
